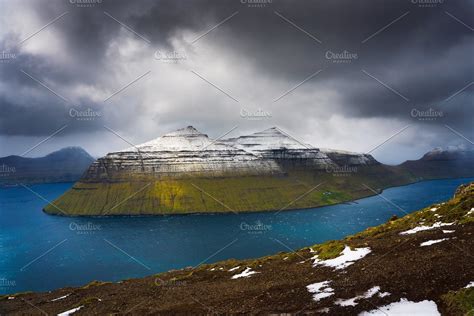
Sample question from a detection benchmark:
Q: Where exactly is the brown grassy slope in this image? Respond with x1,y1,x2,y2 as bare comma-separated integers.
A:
3,183,473,315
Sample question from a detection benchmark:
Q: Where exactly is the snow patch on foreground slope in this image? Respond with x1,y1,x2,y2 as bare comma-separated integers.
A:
420,238,450,247
312,246,371,270
51,294,70,302
335,286,390,307
57,306,84,316
467,207,474,216
306,281,334,301
399,222,454,235
231,267,259,279
359,298,440,315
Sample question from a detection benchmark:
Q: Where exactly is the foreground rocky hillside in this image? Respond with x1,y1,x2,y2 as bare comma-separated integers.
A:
2,182,473,315
43,126,474,216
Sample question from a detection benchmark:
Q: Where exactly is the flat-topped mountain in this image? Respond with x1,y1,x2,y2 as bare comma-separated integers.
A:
0,147,94,185
85,126,279,181
43,127,474,216
224,127,314,152
223,127,337,167
224,127,378,166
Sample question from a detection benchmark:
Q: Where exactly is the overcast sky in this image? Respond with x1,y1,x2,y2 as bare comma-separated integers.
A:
0,0,472,164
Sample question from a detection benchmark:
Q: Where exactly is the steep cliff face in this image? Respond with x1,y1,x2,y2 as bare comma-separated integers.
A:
83,126,281,181
84,126,379,181
320,149,379,166
223,127,377,169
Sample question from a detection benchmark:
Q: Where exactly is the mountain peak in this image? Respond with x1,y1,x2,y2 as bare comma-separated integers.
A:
224,127,312,152
259,127,284,135
428,144,469,154
118,126,234,152
420,144,473,161
163,126,206,137
46,147,94,160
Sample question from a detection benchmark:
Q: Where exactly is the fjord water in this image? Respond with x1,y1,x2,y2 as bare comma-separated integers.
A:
1,178,472,294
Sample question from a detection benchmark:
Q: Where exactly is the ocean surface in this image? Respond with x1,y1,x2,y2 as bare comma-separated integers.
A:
1,177,472,294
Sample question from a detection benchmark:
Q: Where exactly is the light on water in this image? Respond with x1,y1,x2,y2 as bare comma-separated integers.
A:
0,177,472,294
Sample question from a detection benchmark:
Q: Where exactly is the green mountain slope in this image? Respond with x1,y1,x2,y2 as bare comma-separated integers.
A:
44,164,416,216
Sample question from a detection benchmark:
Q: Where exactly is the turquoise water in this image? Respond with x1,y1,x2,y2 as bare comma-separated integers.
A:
0,177,472,294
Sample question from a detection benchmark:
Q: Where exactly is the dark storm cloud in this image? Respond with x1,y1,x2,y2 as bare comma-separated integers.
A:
185,0,473,127
0,0,472,139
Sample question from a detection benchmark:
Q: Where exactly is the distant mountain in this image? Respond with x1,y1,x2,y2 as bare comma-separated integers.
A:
44,126,474,216
421,145,474,161
401,145,474,180
0,147,95,185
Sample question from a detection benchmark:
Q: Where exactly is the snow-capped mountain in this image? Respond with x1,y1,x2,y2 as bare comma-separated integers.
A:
119,126,231,152
84,126,381,181
223,127,377,166
421,144,473,161
85,126,282,180
223,127,314,152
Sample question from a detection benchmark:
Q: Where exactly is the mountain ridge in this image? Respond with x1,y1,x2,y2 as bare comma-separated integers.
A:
42,126,474,216
0,147,94,185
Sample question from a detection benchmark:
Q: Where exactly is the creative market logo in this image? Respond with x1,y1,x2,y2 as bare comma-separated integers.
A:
411,108,444,121
325,50,358,63
0,164,16,176
154,50,187,63
241,0,273,8
69,0,102,8
69,107,102,121
411,0,444,8
69,222,102,235
0,51,16,63
240,220,272,234
240,107,272,120
325,165,358,177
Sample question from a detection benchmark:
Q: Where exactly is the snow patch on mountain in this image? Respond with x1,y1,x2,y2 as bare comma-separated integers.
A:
223,127,375,167
120,126,230,152
84,126,382,179
224,127,314,151
88,126,283,177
